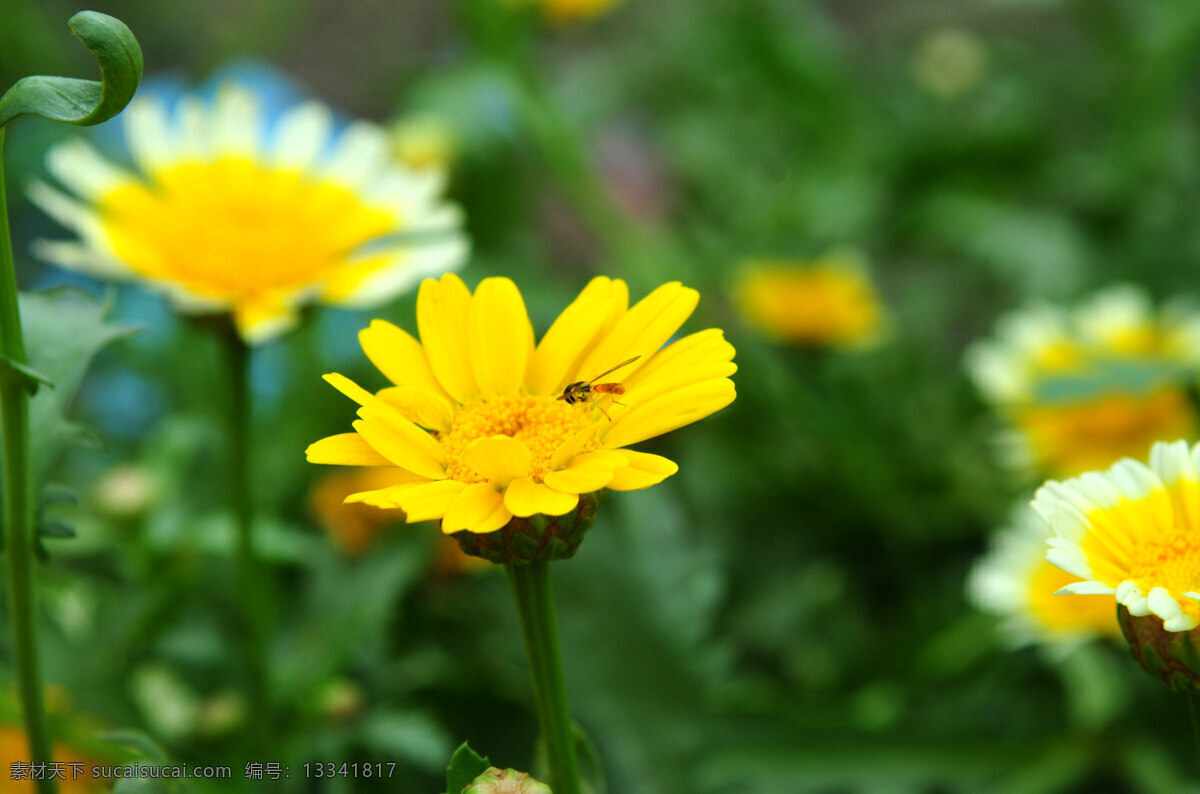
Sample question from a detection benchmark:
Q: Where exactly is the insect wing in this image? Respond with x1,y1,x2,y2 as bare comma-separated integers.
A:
586,355,641,385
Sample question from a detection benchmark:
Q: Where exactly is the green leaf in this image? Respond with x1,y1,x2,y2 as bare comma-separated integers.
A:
0,11,143,129
96,728,171,762
359,709,455,773
0,355,53,393
19,287,137,481
445,742,491,794
39,519,76,539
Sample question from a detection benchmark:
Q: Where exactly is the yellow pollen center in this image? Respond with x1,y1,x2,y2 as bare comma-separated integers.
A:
98,157,396,297
438,394,597,484
1128,526,1200,597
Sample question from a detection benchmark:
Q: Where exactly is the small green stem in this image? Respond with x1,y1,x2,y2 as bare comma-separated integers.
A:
218,324,269,748
506,560,581,794
1187,690,1200,771
0,130,58,794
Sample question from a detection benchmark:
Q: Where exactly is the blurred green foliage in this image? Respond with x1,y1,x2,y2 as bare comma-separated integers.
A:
5,0,1200,792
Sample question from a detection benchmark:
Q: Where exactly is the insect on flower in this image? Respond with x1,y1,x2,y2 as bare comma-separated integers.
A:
557,356,640,420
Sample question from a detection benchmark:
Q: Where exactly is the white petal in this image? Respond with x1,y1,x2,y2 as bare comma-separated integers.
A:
271,102,333,170
124,97,174,175
1055,580,1115,595
212,84,262,157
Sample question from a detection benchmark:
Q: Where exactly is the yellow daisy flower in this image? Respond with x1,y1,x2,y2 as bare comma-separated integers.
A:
29,83,468,343
968,505,1120,647
966,285,1200,478
306,274,736,539
734,252,886,348
518,0,625,24
1033,440,1200,632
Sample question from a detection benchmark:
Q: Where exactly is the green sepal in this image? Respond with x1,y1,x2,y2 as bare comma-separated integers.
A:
445,742,491,794
0,11,143,130
0,355,53,394
39,520,76,539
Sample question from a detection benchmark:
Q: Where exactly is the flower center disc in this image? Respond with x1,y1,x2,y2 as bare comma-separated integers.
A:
1130,526,1200,599
439,395,597,484
99,157,396,296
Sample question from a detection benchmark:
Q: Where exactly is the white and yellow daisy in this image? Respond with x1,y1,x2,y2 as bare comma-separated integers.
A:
29,83,468,343
965,285,1200,477
1034,440,1200,632
968,504,1120,647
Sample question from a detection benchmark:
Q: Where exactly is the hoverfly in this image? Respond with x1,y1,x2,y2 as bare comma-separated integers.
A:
557,355,641,420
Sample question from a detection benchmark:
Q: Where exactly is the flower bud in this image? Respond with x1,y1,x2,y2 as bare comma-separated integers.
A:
452,492,602,565
1118,605,1200,691
462,767,551,794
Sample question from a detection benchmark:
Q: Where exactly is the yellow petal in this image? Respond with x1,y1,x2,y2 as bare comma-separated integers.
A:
345,480,426,508
323,372,376,406
503,477,579,517
463,435,533,485
526,277,629,396
543,450,627,494
469,277,534,395
607,450,678,491
604,379,736,449
549,426,599,471
359,319,452,400
323,372,448,467
417,273,477,403
306,432,392,466
574,282,698,384
442,482,513,534
377,385,455,432
233,294,298,344
352,416,446,480
391,480,468,522
622,329,737,405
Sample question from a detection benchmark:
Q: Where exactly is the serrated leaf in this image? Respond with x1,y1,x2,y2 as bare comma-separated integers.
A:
19,287,137,481
0,11,142,129
445,742,491,794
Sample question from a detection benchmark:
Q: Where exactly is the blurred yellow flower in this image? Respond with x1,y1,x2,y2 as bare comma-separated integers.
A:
968,505,1120,648
966,285,1200,478
735,253,886,348
912,28,988,99
307,274,736,535
390,115,457,173
0,724,104,791
1033,440,1200,632
30,84,468,343
310,468,414,555
311,467,488,572
522,0,625,24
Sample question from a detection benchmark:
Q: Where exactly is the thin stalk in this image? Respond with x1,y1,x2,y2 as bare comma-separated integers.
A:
218,325,269,747
506,560,581,794
1188,690,1200,771
0,129,58,793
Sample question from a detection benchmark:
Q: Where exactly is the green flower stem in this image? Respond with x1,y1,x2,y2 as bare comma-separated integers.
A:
506,560,581,794
219,325,269,747
1188,690,1200,771
0,130,57,794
